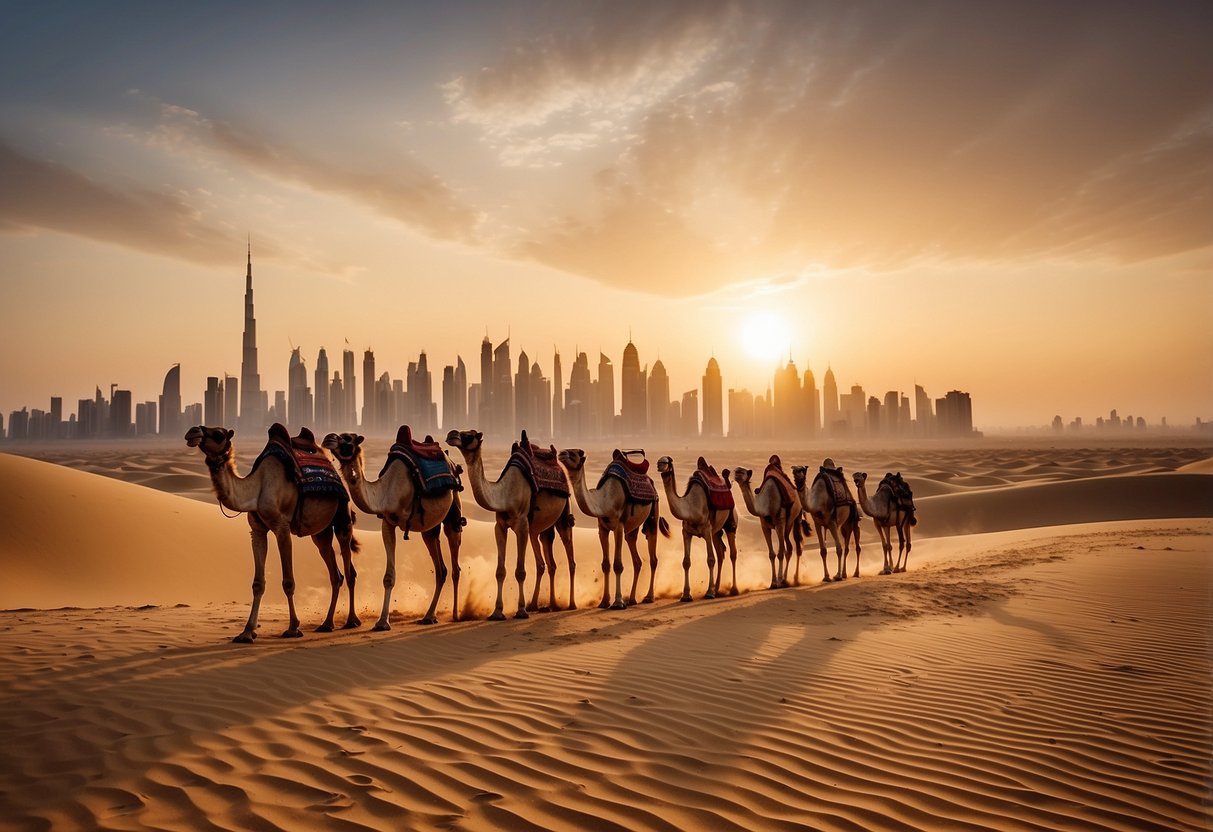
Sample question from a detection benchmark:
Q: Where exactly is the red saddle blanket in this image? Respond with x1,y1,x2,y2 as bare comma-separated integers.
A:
762,454,798,509
690,456,735,511
505,431,569,497
598,449,658,503
252,423,348,502
813,465,855,509
379,425,460,496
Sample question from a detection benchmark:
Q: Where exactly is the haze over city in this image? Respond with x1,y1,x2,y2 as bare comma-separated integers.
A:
2,1,1211,429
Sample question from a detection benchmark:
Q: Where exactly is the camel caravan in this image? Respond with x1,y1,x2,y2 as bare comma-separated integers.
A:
185,422,918,643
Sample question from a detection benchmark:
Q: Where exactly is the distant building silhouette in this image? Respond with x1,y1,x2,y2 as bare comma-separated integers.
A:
621,339,647,437
239,243,263,433
362,349,376,432
647,359,671,438
701,357,722,438
315,348,330,430
159,364,182,436
822,366,839,435
936,390,974,437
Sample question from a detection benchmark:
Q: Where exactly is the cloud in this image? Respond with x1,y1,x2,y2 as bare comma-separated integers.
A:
454,1,1213,295
152,104,481,244
0,139,237,266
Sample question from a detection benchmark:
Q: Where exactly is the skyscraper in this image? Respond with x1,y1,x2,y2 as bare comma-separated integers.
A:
315,347,330,429
822,366,839,435
342,348,356,426
773,358,801,437
701,357,723,438
647,359,670,438
159,363,181,436
288,347,312,428
551,350,563,439
597,352,614,437
224,374,239,427
480,336,494,434
362,349,376,432
620,340,647,437
493,339,514,438
803,366,819,435
239,243,263,432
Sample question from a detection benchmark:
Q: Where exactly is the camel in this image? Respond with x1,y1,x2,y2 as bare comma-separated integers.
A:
792,458,860,582
853,472,915,574
732,462,808,589
322,431,464,628
445,429,575,619
185,425,360,643
656,456,739,601
558,449,671,609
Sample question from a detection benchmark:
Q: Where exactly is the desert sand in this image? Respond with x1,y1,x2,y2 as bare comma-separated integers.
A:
0,440,1210,830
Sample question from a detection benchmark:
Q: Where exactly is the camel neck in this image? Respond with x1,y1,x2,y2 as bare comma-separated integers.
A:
209,454,262,513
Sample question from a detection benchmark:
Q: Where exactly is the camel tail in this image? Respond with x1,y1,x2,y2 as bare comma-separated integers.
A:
907,510,918,527
658,517,672,538
799,517,811,537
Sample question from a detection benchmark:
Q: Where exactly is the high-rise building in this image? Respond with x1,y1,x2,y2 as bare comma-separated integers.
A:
647,359,670,438
315,348,330,429
480,336,494,433
287,348,313,428
822,366,839,435
529,361,551,439
681,389,700,438
728,388,755,439
774,359,801,437
620,340,647,437
362,349,376,432
239,243,263,432
515,350,532,432
867,396,882,436
551,350,563,439
342,348,356,426
803,367,819,436
159,364,181,436
566,351,592,440
224,375,239,427
936,390,974,437
205,376,224,425
597,352,615,437
701,357,723,438
884,391,900,437
914,384,933,436
442,356,468,432
493,339,514,438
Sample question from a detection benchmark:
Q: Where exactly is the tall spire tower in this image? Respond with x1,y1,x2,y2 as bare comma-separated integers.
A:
239,240,263,431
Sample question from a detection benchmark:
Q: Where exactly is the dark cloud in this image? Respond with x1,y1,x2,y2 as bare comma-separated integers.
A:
464,0,1213,294
0,140,236,266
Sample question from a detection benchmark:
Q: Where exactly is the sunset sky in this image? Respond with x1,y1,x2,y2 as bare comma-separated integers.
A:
1,1,1210,430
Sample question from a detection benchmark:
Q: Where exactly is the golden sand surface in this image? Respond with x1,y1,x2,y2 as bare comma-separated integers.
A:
0,442,1210,830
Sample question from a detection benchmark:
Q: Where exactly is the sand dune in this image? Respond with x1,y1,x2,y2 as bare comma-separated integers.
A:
0,444,1210,830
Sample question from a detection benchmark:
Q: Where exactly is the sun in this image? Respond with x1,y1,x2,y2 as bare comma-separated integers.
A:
740,310,792,363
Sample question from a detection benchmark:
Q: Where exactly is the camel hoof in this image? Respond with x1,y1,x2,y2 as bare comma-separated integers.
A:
488,611,506,621
372,621,392,632
598,599,611,610
822,576,832,583
641,596,654,604
514,610,530,620
537,605,552,614
232,631,256,644
315,622,334,633
343,617,362,630
416,617,437,626
680,594,693,603
610,600,627,611
729,587,740,597
280,629,303,639
704,592,716,601
568,603,577,611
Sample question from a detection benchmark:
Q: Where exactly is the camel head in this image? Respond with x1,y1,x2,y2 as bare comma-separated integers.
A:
445,429,482,455
185,425,234,468
557,448,586,472
853,471,868,488
322,432,364,465
656,456,675,477
732,467,753,487
791,465,808,489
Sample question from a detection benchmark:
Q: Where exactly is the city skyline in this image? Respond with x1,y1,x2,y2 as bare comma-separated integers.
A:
1,4,1211,429
4,247,1198,442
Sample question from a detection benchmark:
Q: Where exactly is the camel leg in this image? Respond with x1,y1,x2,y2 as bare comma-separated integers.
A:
791,520,803,586
415,526,446,626
513,517,530,619
526,527,545,613
597,525,612,609
235,520,270,643
642,524,658,604
489,520,509,621
445,522,462,622
704,534,719,600
558,521,577,611
540,526,559,612
313,527,343,633
896,522,911,573
878,524,893,575
780,521,794,587
609,525,627,611
762,521,777,589
680,530,694,602
624,527,642,606
273,526,303,638
830,522,847,582
815,521,831,583
337,523,359,629
851,526,862,579
725,528,739,596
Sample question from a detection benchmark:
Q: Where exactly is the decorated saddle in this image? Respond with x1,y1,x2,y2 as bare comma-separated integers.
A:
761,454,798,510
690,456,735,511
813,463,856,510
505,430,570,497
598,449,658,503
380,425,461,497
879,472,916,513
251,423,349,502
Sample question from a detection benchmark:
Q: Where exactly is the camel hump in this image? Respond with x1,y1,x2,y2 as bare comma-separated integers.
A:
697,456,710,472
822,457,835,469
396,424,413,445
769,454,781,467
268,422,291,444
291,427,319,452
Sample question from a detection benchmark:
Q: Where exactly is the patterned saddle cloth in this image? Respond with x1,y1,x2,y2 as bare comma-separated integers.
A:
762,454,798,509
690,456,735,511
379,425,461,497
251,423,348,502
879,472,916,512
813,465,855,509
598,449,658,503
505,430,570,497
